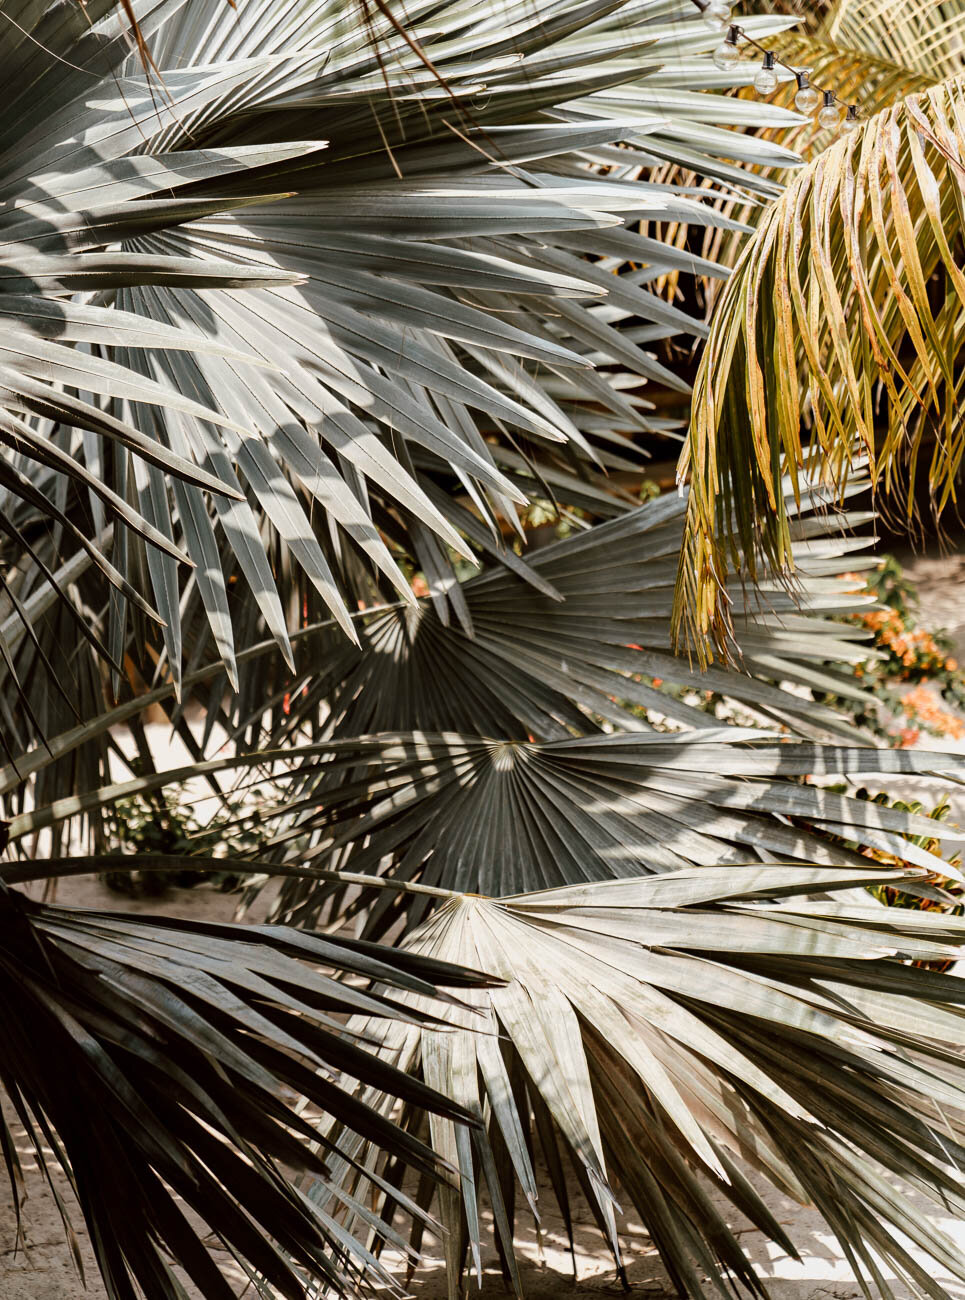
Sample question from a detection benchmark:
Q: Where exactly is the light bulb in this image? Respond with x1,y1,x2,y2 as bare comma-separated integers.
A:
817,91,841,130
713,26,741,70
794,71,820,115
841,105,860,133
753,67,777,95
696,0,730,28
753,52,777,95
702,0,731,27
713,40,740,68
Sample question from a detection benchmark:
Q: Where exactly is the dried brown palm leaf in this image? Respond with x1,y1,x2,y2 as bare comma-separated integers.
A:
674,74,965,657
824,0,965,83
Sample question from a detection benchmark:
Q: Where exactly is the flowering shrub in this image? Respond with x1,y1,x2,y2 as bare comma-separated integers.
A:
862,605,956,675
810,557,965,922
895,685,965,746
832,557,965,745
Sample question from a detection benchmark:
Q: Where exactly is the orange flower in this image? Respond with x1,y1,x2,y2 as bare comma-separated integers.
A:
900,685,965,739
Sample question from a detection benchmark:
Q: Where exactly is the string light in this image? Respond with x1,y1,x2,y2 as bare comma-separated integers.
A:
690,0,860,133
713,24,741,69
817,89,842,129
701,0,732,29
753,50,777,96
794,71,820,115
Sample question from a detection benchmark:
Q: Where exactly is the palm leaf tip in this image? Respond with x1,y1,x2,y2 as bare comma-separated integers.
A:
336,869,965,1299
0,880,486,1300
676,75,965,656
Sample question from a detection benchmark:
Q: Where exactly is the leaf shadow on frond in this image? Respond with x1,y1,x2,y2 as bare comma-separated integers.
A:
0,871,495,1300
322,867,965,1300
0,0,805,774
251,730,965,936
252,474,881,751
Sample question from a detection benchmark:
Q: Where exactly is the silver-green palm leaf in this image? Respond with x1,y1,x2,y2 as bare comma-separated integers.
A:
2,0,803,715
331,867,965,1300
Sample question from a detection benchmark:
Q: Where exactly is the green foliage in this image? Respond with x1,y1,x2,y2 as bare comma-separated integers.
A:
866,553,921,621
102,786,269,894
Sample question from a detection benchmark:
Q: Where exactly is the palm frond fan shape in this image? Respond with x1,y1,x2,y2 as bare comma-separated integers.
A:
0,0,800,756
0,3,817,1297
0,0,810,854
328,868,965,1300
191,472,965,938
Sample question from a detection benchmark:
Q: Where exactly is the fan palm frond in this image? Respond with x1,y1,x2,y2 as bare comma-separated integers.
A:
12,8,965,1300
10,472,953,943
0,870,493,1300
0,463,883,838
0,0,333,738
0,0,806,751
332,867,965,1300
676,75,965,655
252,731,965,932
234,471,881,754
12,721,965,933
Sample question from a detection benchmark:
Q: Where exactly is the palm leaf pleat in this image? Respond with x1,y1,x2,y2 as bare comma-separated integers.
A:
330,868,965,1300
8,6,965,1300
0,0,798,736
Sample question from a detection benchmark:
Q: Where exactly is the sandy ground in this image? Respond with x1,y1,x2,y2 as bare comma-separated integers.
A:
7,546,965,1300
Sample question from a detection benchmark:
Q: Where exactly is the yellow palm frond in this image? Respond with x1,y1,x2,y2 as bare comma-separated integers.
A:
825,0,965,83
647,1,965,308
674,75,965,657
